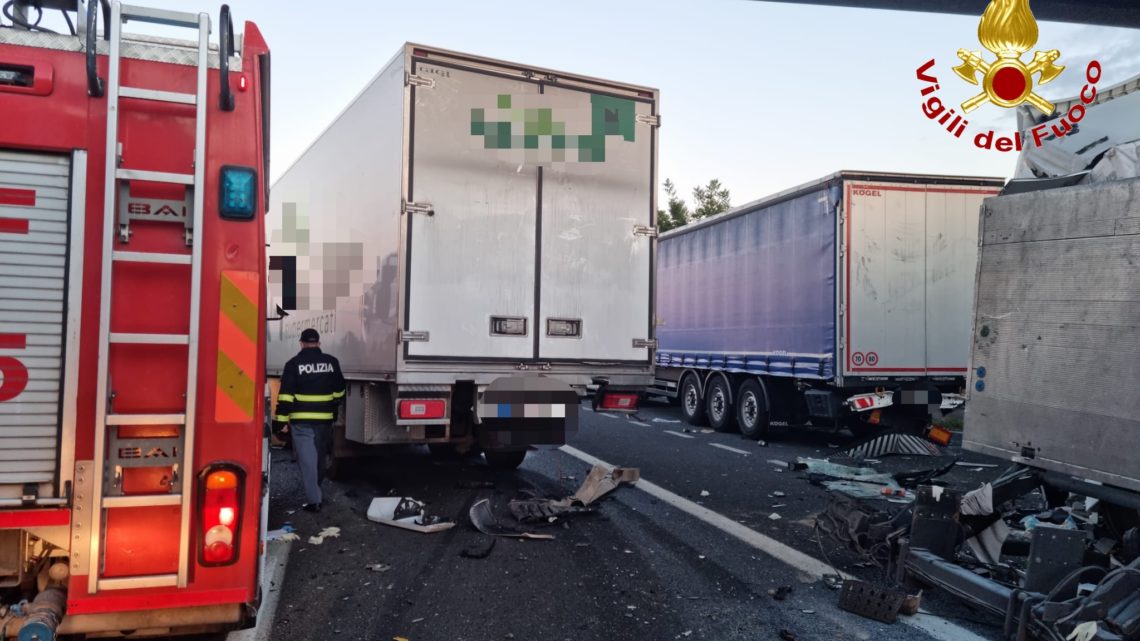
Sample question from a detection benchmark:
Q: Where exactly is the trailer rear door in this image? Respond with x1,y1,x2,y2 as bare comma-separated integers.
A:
405,58,655,363
0,150,70,495
842,180,997,378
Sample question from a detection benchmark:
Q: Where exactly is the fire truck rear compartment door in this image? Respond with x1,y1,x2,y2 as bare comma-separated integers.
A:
0,150,70,494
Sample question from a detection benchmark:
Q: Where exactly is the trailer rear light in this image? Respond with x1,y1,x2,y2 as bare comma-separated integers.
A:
546,318,582,338
199,464,245,566
927,425,953,446
398,399,446,420
219,165,257,220
490,316,527,337
600,392,640,410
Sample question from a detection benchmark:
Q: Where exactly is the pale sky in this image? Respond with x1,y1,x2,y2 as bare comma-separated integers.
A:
31,1,1140,208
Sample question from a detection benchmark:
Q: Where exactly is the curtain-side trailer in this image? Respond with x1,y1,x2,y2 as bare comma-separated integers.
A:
267,43,659,469
652,171,1002,438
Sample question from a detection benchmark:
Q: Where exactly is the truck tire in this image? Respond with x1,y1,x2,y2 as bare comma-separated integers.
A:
680,374,707,426
736,379,770,440
484,450,527,470
705,376,736,433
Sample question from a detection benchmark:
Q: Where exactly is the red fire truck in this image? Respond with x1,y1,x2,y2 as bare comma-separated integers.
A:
0,1,269,637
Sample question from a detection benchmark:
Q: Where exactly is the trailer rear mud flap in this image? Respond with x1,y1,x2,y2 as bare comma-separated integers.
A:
476,376,579,448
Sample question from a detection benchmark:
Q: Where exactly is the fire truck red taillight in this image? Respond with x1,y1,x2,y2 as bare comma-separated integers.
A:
199,465,244,566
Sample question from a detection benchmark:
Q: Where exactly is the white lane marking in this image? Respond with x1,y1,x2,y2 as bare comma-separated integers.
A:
709,443,751,456
582,406,594,412
227,540,291,641
663,430,695,440
558,445,989,641
599,413,620,419
652,418,682,424
628,420,651,427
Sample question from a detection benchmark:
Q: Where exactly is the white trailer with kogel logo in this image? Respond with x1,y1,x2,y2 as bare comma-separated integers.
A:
266,43,658,469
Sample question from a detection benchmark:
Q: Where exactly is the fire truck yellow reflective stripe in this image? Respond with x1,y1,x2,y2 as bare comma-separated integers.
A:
277,393,295,403
293,392,340,402
216,271,259,423
289,411,335,421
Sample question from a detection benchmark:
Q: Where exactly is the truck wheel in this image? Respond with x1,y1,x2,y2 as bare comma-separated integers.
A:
484,450,526,470
680,374,707,426
736,380,770,440
706,376,736,432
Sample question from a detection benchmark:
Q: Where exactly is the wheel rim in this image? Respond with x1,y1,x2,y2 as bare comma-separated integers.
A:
741,392,758,428
710,388,726,422
684,384,699,415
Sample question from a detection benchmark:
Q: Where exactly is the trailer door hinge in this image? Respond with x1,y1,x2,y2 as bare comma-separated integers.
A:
633,338,657,349
405,73,435,89
402,201,434,216
633,225,658,238
399,330,430,343
636,114,660,127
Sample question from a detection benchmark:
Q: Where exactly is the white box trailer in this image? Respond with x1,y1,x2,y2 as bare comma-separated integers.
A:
267,43,659,468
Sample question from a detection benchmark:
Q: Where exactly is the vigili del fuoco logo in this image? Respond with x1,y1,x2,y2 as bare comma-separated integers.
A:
916,0,1103,152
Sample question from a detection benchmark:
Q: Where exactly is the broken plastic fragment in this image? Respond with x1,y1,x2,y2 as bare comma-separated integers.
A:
1066,621,1098,641
699,490,710,497
769,513,782,521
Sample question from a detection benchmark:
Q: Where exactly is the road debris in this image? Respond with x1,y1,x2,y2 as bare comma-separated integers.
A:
954,461,998,468
769,585,793,601
768,513,782,521
772,491,786,497
307,526,341,545
699,490,710,497
778,629,796,641
838,579,906,623
367,497,456,534
267,524,299,542
367,563,392,572
469,499,554,540
835,432,941,459
507,465,639,524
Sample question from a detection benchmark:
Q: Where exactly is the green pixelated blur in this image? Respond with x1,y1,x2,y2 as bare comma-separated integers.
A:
470,94,637,162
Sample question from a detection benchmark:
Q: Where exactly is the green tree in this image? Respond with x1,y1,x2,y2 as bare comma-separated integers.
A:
692,179,731,220
657,179,690,233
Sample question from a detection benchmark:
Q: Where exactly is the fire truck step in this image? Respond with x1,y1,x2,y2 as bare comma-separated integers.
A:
103,494,182,509
116,169,195,185
120,5,202,29
112,251,193,265
97,574,179,591
106,413,187,426
120,86,197,105
109,333,190,345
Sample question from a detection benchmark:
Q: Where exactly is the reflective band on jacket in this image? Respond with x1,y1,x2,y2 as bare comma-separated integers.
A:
293,392,344,402
274,414,291,423
277,393,295,403
289,411,335,421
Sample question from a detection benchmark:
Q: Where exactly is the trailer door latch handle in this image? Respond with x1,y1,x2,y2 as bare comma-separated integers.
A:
402,201,434,216
633,338,657,349
399,330,430,343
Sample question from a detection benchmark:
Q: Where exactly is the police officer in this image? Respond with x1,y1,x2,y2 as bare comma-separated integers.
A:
273,329,346,513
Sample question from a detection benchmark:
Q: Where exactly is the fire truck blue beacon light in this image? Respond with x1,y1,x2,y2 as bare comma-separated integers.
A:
220,165,257,220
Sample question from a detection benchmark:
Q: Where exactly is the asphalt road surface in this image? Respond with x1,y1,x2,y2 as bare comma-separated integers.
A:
251,400,1008,641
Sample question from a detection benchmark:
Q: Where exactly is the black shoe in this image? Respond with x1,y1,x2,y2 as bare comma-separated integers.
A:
302,503,322,513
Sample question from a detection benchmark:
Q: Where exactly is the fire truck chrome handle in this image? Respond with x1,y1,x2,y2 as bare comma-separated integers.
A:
85,0,108,98
218,4,235,111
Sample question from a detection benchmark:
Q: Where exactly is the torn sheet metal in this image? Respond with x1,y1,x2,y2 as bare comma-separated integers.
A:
835,433,942,459
960,483,994,516
367,497,456,534
966,519,1010,565
572,465,640,505
469,499,554,540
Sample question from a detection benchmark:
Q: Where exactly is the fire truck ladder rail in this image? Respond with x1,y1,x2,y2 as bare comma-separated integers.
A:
90,0,210,594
